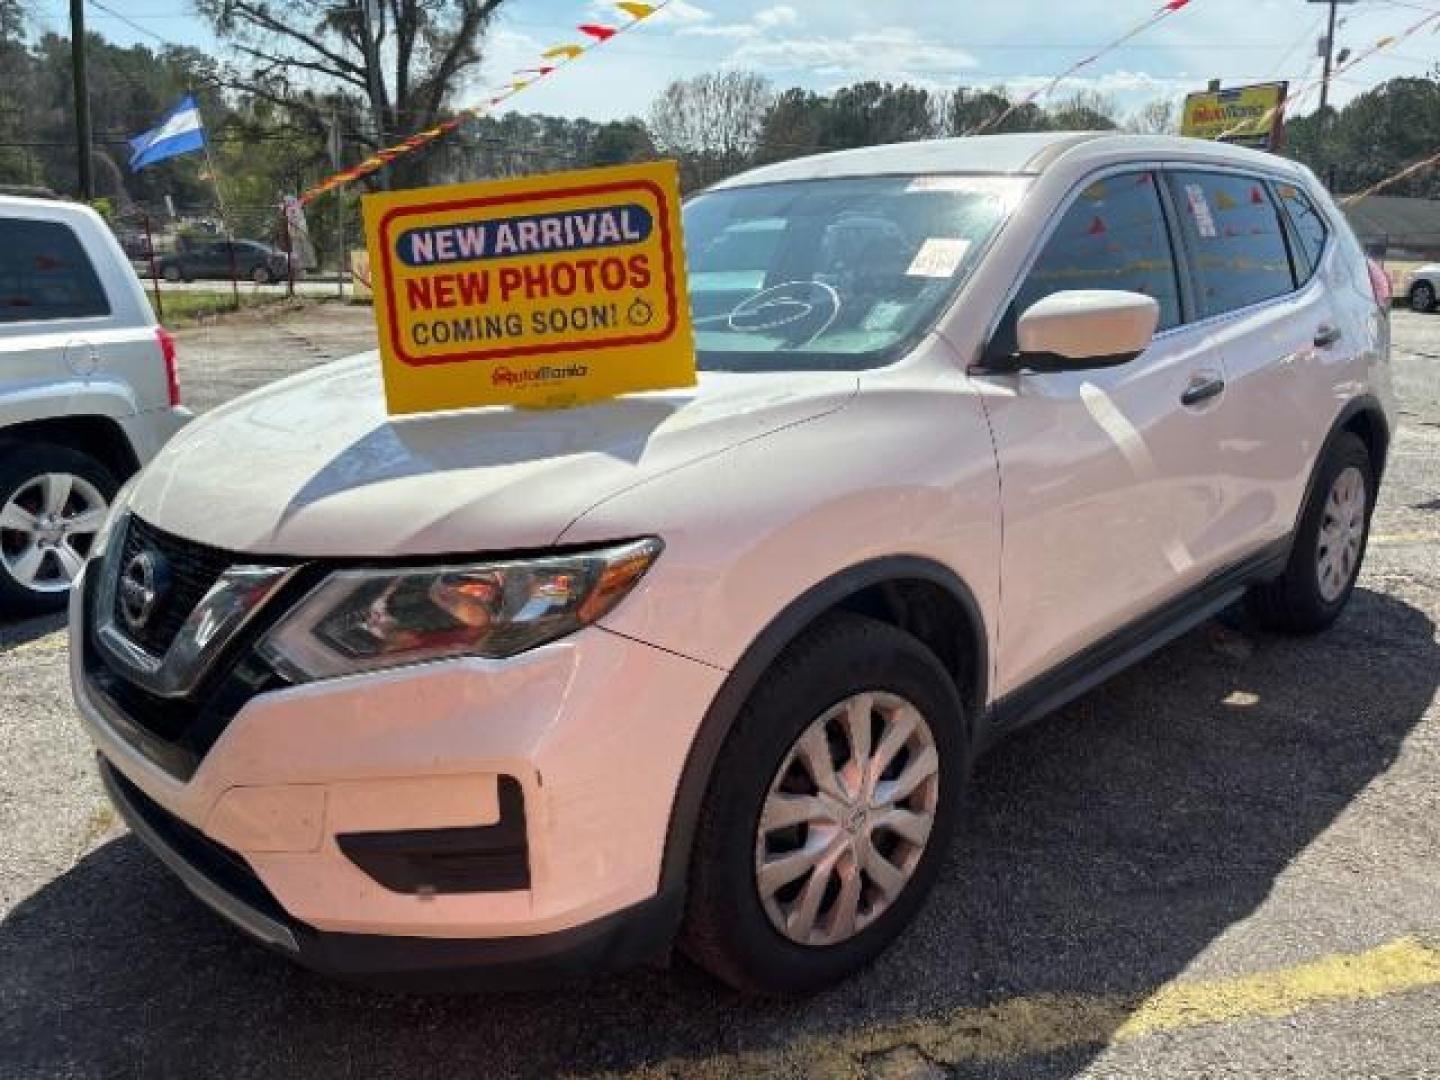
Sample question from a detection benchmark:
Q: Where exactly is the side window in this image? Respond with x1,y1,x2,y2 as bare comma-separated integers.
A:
1013,171,1181,332
1274,182,1328,281
0,218,110,324
1168,170,1296,317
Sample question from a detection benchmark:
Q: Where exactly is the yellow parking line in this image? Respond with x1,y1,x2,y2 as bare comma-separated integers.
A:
634,938,1440,1075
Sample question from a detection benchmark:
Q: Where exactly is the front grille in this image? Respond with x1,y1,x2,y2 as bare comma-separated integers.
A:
115,515,234,656
85,537,301,780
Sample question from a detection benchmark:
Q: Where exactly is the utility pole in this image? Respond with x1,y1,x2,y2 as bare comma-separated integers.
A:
1318,0,1339,113
68,0,93,199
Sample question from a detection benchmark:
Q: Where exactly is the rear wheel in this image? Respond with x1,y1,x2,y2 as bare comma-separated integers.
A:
252,265,274,285
1410,281,1436,313
1247,433,1373,633
161,264,182,283
0,444,116,615
680,613,965,995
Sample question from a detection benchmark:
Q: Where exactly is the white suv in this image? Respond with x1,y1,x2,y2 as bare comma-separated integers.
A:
1,195,189,614
70,133,1393,994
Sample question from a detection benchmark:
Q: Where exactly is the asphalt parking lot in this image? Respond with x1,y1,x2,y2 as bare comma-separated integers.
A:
1,305,1438,1078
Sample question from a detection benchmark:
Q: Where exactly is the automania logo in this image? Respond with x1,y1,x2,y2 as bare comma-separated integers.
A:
491,363,588,387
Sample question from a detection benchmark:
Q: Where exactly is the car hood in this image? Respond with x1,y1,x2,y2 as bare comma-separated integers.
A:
128,352,857,556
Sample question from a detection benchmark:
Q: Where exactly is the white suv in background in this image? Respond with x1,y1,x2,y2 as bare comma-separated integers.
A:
1,196,189,614
71,133,1393,995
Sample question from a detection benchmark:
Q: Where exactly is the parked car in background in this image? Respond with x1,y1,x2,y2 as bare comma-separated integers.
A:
72,133,1393,995
1405,263,1439,312
156,238,294,285
0,195,190,614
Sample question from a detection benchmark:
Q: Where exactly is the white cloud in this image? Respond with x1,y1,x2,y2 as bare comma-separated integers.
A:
732,28,980,79
753,5,799,30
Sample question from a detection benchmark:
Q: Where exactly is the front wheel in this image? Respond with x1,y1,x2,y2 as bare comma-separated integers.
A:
1411,280,1436,313
0,444,117,615
1247,432,1373,633
252,265,274,285
680,613,966,995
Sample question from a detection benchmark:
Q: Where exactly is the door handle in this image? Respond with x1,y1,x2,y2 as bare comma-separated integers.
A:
1180,375,1225,407
1314,324,1342,348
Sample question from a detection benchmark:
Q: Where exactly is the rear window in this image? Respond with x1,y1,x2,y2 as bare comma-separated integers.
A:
1166,171,1295,318
0,218,110,323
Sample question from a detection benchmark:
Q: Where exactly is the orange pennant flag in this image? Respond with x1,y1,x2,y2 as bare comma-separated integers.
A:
543,44,584,60
617,2,656,17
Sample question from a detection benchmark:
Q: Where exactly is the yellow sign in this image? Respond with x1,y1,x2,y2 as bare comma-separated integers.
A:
362,161,694,414
1181,82,1287,150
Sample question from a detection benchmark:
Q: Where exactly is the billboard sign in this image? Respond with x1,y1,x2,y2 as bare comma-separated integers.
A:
1181,82,1288,150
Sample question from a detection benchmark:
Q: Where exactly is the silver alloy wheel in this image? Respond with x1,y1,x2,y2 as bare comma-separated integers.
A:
1316,465,1367,602
754,691,940,947
0,473,108,594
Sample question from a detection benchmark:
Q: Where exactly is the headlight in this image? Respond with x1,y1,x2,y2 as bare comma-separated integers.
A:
258,538,662,682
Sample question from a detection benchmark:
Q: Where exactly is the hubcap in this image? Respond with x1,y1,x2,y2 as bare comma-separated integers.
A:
754,691,940,947
0,473,107,593
1316,465,1366,602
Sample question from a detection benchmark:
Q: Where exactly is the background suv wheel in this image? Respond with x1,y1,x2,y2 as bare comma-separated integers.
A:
0,443,117,615
1410,281,1436,313
1247,432,1373,633
680,613,966,995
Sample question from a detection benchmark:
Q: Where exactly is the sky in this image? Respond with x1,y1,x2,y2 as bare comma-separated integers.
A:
30,0,1440,124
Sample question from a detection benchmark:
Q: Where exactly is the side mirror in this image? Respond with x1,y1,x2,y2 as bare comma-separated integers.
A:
1007,290,1159,373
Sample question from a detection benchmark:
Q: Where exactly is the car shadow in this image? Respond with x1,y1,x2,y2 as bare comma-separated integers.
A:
0,612,65,652
1,586,1434,1078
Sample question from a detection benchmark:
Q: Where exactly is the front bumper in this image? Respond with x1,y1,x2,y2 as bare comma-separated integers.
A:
71,562,726,980
99,757,681,989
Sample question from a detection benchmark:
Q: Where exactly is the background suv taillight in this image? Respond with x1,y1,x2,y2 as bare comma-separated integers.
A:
1366,258,1393,310
156,326,181,407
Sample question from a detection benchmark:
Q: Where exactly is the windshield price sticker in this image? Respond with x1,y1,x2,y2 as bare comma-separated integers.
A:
363,161,695,414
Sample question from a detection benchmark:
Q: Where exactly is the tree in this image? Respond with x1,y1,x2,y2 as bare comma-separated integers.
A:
195,0,509,185
756,87,825,164
821,82,937,150
649,70,774,188
1046,89,1119,131
1127,97,1178,136
942,87,1050,136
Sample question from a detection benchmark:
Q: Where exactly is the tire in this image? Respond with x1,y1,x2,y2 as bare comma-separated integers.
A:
0,443,118,616
252,265,274,285
680,613,966,995
161,264,182,283
1247,432,1373,634
1411,281,1436,314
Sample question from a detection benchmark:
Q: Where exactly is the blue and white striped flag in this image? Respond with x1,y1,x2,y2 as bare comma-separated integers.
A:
128,96,206,172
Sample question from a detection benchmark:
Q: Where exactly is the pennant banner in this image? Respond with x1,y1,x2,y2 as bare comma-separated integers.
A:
300,0,672,204
1214,8,1440,143
967,0,1195,137
1342,145,1440,207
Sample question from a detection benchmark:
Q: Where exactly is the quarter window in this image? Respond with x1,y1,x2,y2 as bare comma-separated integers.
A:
1274,182,1328,280
0,218,110,324
1168,171,1295,317
1013,171,1181,332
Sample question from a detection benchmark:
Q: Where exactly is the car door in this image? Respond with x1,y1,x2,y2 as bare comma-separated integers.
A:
975,168,1234,696
1162,169,1331,562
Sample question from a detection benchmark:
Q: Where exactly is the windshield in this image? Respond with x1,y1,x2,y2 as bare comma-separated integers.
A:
683,175,1029,373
